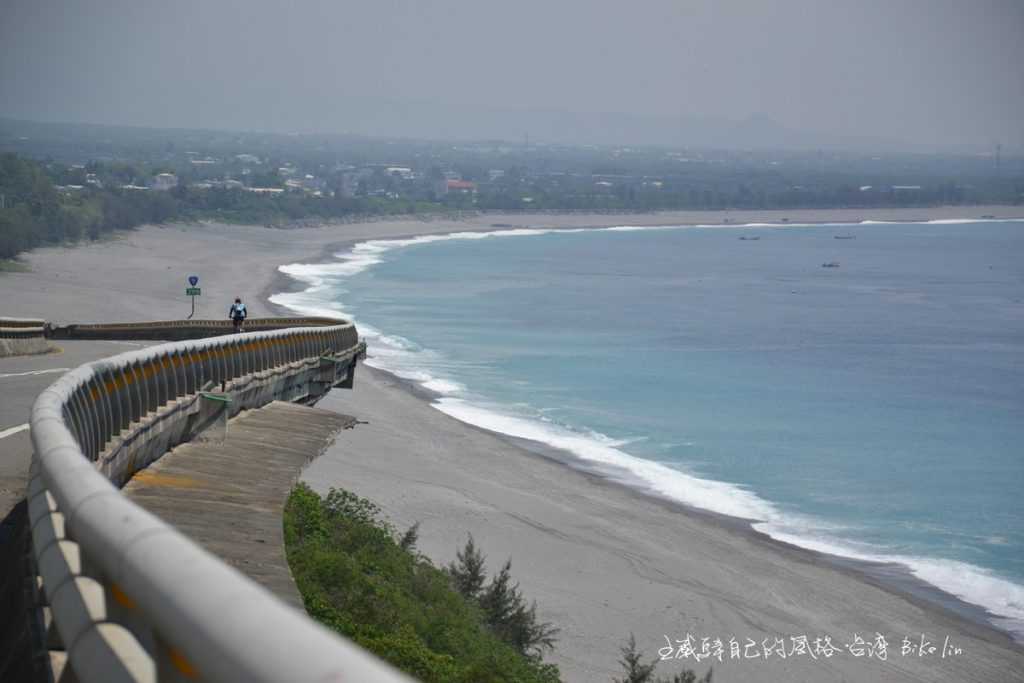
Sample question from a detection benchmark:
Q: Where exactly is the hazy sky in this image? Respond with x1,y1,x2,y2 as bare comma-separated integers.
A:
2,0,1022,150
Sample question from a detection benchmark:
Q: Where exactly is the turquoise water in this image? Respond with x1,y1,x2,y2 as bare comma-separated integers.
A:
272,219,1024,637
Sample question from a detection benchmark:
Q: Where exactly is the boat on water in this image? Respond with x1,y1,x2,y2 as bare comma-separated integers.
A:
834,235,856,240
822,261,840,268
738,236,761,241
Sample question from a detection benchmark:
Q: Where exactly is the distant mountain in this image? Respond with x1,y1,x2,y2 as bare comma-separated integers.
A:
306,98,915,152
0,101,969,155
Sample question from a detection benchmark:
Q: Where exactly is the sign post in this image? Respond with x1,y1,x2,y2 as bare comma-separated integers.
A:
186,276,201,319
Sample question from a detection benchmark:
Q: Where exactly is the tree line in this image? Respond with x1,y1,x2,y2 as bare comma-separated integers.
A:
4,148,1021,261
0,153,438,260
0,153,177,259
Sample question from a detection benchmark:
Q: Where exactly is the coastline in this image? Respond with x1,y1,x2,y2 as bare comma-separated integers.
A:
360,364,1020,644
305,365,1024,682
4,205,1023,682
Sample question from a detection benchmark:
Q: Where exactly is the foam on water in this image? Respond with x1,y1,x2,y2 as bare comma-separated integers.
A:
436,395,782,521
434,394,1024,639
272,218,1024,639
861,218,1024,225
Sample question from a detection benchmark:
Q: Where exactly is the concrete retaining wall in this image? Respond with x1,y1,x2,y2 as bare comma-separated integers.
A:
24,322,412,683
0,317,53,357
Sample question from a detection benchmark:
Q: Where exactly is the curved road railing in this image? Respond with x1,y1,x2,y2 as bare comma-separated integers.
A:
45,316,348,341
27,322,412,682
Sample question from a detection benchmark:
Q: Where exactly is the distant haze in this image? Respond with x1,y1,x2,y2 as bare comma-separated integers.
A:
2,0,1022,151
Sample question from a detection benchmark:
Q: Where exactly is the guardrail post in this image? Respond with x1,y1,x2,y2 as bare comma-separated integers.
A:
85,377,106,460
128,363,143,427
114,367,131,432
69,391,95,463
183,348,197,395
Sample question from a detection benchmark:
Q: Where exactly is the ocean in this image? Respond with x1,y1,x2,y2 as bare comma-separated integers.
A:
271,218,1024,639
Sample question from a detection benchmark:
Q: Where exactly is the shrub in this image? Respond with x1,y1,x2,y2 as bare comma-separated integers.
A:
284,484,560,683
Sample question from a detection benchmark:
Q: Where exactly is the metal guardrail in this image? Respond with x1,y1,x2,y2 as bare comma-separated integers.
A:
27,323,412,682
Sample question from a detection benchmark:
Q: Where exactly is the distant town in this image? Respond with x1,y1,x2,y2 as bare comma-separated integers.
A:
1,116,1021,258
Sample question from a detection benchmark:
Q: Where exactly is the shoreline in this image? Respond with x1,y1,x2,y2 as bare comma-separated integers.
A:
262,210,1024,649
5,205,1023,681
306,360,1024,681
358,362,1022,652
260,205,1024,303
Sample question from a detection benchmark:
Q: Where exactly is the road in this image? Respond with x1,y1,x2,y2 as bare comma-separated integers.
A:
0,340,153,522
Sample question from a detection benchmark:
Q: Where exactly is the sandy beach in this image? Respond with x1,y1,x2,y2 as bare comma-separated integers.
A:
3,206,1023,682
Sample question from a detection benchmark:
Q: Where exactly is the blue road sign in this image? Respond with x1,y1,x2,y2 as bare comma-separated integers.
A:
188,275,199,286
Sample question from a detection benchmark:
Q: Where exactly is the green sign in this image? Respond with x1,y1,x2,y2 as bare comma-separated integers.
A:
186,287,201,296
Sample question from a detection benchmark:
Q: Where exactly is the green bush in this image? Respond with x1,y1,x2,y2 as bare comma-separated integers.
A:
284,484,561,683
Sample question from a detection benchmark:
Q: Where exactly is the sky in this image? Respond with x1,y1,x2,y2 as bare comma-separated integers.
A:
1,0,1022,151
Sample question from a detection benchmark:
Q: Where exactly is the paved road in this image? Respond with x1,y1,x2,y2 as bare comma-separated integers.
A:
1,339,158,683
0,340,153,521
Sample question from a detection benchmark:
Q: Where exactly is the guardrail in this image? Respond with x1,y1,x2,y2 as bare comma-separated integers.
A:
1,317,51,357
27,322,412,682
0,316,47,338
46,317,347,341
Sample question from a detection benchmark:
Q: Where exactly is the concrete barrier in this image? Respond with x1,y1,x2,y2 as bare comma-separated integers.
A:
0,316,47,330
46,317,346,341
27,323,412,683
0,317,52,357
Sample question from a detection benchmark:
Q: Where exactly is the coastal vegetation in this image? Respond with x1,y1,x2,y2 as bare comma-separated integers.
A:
0,152,440,260
282,483,719,682
283,483,561,682
0,152,175,259
2,118,1022,260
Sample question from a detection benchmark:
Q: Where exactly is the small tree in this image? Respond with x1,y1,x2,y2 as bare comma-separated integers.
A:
615,633,657,683
479,560,517,626
446,534,487,600
479,560,559,659
399,522,420,552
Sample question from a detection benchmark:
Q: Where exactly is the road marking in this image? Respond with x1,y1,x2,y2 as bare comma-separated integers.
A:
0,368,70,379
0,423,29,440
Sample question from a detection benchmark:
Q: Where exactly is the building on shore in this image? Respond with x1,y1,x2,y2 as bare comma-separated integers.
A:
434,178,477,198
151,173,178,191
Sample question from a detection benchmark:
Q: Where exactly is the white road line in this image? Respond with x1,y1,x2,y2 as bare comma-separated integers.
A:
0,423,30,440
0,368,70,379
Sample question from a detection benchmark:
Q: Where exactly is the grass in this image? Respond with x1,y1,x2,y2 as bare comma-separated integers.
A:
0,258,29,272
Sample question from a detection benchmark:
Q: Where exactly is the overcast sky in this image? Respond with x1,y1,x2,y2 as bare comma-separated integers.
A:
2,0,1022,150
